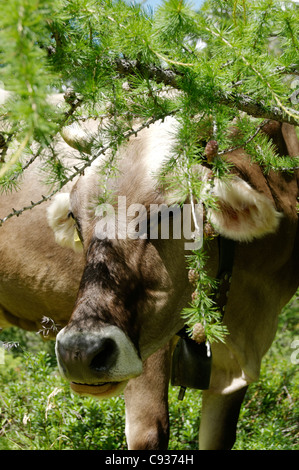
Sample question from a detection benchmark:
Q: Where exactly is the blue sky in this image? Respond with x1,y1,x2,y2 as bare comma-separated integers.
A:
137,0,204,10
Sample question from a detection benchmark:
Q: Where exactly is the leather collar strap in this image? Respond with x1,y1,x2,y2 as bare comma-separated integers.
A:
214,236,236,317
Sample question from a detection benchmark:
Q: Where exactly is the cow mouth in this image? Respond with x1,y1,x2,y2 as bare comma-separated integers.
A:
70,381,127,398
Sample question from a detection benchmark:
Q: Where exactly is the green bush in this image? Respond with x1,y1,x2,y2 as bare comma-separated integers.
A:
0,343,127,450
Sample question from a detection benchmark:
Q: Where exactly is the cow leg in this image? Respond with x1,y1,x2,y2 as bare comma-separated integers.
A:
124,343,172,450
199,386,248,450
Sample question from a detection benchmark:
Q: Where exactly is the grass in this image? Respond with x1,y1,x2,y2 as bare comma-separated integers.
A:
0,292,298,450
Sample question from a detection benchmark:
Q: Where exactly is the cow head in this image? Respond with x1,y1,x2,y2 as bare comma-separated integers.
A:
48,124,281,399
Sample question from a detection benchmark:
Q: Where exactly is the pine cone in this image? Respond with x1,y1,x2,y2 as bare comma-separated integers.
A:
203,221,216,239
204,140,218,163
188,269,199,285
192,322,206,344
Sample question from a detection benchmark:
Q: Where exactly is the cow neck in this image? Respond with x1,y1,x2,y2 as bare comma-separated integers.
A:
179,235,236,338
172,236,236,399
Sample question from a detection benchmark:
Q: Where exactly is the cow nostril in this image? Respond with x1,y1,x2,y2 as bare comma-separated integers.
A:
90,338,118,372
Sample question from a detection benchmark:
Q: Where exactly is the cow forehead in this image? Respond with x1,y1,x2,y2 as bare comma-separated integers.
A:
84,236,173,288
69,117,179,212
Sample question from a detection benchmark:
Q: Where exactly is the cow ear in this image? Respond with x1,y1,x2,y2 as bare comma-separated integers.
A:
47,193,83,252
207,177,281,242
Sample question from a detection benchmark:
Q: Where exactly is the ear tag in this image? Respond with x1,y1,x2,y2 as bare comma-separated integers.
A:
171,336,212,398
73,228,81,243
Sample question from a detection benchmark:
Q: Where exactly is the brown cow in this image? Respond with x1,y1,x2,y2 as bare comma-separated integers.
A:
0,114,298,449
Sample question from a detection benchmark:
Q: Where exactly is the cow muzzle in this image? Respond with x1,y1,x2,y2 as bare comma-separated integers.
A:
55,325,143,399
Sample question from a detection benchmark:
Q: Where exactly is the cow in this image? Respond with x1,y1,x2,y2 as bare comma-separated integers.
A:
0,107,298,449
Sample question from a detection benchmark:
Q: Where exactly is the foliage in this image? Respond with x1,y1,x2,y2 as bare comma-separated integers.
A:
0,337,127,450
0,290,298,450
1,0,298,194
